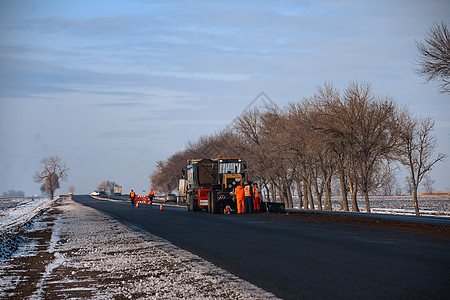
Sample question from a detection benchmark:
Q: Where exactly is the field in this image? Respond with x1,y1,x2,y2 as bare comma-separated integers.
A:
289,195,450,217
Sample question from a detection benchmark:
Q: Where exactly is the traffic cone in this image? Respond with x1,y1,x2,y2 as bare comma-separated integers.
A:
135,201,139,208
160,204,163,211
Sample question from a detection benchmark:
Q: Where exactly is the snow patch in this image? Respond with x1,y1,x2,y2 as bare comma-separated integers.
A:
0,197,54,232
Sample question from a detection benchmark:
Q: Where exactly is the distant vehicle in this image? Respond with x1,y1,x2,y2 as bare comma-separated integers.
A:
165,194,177,202
90,191,99,196
178,179,187,203
99,187,106,196
113,186,122,195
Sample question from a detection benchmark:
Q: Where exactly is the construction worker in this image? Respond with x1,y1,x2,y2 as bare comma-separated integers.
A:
148,189,155,204
234,184,245,214
130,189,136,207
244,181,254,213
253,183,261,212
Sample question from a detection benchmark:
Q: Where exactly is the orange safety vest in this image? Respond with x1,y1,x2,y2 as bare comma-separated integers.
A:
148,190,154,196
244,185,252,197
130,191,135,197
254,187,261,198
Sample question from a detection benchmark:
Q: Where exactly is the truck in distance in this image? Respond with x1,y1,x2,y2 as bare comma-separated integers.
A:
113,186,122,196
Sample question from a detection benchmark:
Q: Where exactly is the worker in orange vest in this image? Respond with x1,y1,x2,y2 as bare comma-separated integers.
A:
148,189,155,204
244,181,254,213
253,183,261,212
234,184,245,214
130,190,136,207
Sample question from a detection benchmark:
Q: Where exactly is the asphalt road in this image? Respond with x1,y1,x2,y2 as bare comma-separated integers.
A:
72,195,450,300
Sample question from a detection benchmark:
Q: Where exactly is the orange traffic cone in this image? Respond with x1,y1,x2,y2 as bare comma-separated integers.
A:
135,202,139,208
160,204,163,211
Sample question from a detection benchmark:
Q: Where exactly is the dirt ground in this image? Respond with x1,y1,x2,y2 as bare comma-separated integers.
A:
283,210,450,236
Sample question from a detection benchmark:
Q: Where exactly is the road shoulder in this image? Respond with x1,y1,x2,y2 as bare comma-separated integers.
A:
0,197,278,299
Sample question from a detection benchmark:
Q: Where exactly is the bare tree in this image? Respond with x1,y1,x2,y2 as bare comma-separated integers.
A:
286,100,317,209
260,105,296,208
422,175,435,193
34,156,69,199
398,113,447,215
2,190,25,197
415,22,450,93
309,83,343,210
311,82,400,212
395,183,403,196
150,151,191,194
149,129,246,195
404,176,413,195
309,83,357,211
378,165,398,196
343,82,400,212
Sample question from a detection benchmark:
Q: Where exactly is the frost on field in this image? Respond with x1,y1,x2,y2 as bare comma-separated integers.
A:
0,197,54,260
0,197,279,299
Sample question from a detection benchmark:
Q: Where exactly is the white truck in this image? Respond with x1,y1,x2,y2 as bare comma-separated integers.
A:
113,186,122,195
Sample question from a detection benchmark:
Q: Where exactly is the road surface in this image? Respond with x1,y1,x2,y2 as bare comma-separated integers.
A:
73,195,450,299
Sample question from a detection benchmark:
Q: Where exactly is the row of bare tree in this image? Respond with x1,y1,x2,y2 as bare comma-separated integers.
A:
150,81,446,215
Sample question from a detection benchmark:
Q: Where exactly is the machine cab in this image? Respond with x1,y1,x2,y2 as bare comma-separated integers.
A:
218,158,245,192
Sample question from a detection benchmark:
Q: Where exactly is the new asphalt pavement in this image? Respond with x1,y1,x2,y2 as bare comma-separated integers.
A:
72,195,450,300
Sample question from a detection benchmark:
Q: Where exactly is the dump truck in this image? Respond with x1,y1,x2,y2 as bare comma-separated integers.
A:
179,158,246,213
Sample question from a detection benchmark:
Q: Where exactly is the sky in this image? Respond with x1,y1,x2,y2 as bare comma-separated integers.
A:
0,0,449,196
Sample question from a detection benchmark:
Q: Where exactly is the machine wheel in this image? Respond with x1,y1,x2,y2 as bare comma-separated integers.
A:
211,190,221,214
207,191,213,213
187,194,193,211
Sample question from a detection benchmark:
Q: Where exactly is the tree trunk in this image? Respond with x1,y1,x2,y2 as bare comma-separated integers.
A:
324,181,332,210
313,177,323,211
361,170,371,213
350,190,359,212
281,178,293,209
270,182,277,203
287,186,293,208
413,184,420,216
339,170,349,211
263,182,270,202
278,187,289,207
303,180,309,209
348,180,359,212
297,180,303,209
308,181,314,210
363,191,371,213
324,167,332,210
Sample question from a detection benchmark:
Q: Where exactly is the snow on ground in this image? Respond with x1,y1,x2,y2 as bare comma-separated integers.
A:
291,195,450,217
0,197,54,232
0,197,278,299
0,197,55,260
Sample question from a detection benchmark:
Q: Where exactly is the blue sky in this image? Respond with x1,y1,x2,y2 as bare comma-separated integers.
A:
1,0,449,196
